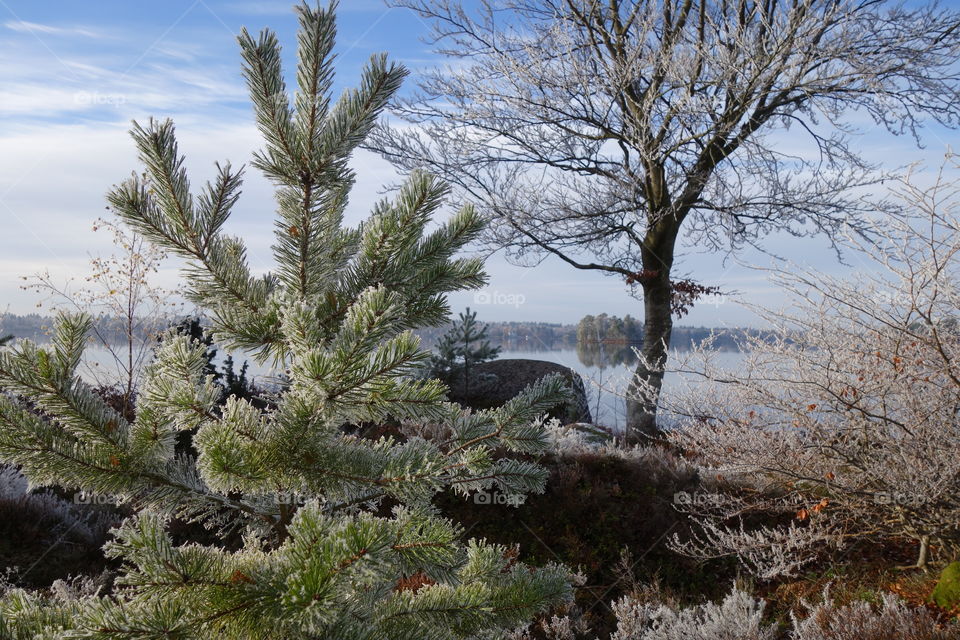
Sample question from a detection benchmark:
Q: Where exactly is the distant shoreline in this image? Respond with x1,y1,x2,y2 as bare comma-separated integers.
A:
1,312,758,352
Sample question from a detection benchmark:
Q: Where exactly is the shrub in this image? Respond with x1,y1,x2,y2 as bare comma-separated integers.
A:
511,586,960,639
607,588,777,640
662,160,960,576
791,590,957,640
0,466,119,588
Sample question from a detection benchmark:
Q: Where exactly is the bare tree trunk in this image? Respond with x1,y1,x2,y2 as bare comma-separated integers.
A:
626,222,677,442
917,534,930,571
627,271,673,441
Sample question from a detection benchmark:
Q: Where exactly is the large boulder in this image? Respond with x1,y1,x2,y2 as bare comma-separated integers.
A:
447,358,592,423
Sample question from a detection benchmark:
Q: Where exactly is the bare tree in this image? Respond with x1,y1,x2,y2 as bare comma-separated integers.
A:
22,216,179,414
661,158,960,575
368,0,960,439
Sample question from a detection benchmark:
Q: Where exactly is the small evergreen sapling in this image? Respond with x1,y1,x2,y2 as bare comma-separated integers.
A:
0,3,572,637
160,317,256,404
428,307,501,395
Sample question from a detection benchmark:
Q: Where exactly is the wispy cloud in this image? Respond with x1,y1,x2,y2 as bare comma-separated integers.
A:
0,18,247,121
220,1,389,16
3,20,100,38
219,2,296,17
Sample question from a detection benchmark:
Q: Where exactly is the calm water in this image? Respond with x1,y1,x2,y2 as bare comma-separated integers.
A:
68,342,745,431
492,348,746,430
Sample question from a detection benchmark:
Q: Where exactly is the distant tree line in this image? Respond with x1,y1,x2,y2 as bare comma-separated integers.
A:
577,314,747,352
415,320,578,350
2,311,757,353
0,313,168,345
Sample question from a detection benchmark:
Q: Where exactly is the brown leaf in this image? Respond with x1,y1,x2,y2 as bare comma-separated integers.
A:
394,571,435,593
230,570,254,584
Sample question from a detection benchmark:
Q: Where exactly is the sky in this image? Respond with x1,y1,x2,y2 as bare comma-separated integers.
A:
0,0,957,329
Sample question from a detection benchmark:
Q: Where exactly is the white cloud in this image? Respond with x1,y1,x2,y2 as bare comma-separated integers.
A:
0,117,412,314
221,1,387,16
3,20,100,38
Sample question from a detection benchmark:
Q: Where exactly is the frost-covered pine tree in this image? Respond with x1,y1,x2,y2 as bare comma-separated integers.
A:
428,308,501,395
0,3,572,637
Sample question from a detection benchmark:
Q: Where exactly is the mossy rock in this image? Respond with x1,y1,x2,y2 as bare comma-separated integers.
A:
929,561,960,609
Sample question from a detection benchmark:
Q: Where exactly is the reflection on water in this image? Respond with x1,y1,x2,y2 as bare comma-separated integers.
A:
576,342,638,368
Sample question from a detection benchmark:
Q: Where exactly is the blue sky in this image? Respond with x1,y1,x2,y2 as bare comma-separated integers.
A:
0,0,957,328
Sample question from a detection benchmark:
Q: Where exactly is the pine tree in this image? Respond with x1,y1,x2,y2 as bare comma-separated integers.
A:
220,354,253,400
0,3,572,637
164,317,218,380
162,317,256,404
428,307,500,396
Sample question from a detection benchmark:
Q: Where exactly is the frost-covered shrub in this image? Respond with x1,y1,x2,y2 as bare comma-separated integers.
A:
670,511,837,581
513,586,959,640
509,587,777,640
608,588,777,640
662,163,960,575
0,465,118,547
791,591,957,640
545,420,694,483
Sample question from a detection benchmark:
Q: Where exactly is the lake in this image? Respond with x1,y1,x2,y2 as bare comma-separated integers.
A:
68,342,746,431
492,347,746,430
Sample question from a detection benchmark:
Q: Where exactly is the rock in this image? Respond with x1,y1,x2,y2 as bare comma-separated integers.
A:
560,422,615,444
930,561,960,609
447,358,592,423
